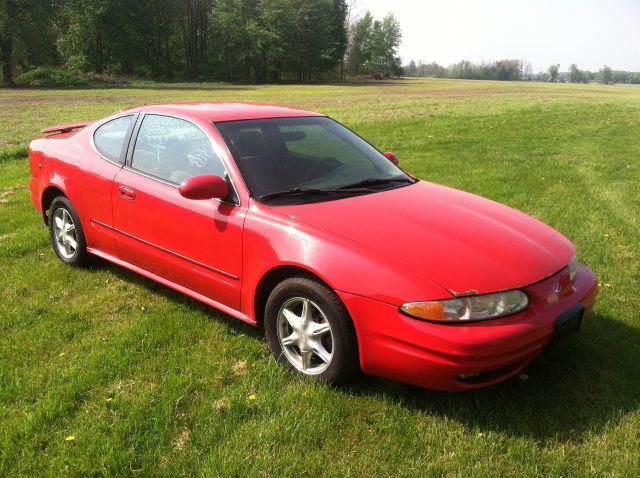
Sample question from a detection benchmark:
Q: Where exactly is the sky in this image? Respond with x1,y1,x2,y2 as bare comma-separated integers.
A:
356,0,640,72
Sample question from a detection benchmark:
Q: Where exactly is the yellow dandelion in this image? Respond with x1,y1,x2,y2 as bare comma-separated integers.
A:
65,435,76,441
248,394,257,400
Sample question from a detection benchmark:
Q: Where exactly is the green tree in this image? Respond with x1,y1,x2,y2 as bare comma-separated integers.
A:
406,60,417,76
209,0,278,83
599,65,613,84
1,0,55,85
494,59,522,81
346,11,374,75
279,0,348,81
568,64,582,83
548,63,559,82
182,0,212,78
371,14,402,77
346,11,401,77
56,0,143,74
138,0,182,79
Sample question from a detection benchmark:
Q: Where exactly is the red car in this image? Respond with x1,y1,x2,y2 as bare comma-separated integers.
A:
28,102,598,391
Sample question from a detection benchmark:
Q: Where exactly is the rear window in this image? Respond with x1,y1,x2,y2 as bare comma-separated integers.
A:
93,115,135,162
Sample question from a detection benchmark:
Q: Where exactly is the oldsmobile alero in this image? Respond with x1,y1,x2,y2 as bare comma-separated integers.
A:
28,102,598,390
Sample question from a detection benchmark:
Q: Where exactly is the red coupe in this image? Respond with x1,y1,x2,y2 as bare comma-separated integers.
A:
28,102,598,391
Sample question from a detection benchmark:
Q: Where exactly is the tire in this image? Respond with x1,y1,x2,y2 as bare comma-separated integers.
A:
264,276,359,385
48,196,90,267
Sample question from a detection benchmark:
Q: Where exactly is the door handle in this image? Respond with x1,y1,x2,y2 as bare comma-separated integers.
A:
118,185,136,200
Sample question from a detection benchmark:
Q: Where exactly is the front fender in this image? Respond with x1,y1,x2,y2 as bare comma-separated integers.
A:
240,201,451,320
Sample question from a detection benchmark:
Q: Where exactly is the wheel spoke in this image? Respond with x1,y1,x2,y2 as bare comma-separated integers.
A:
64,223,75,233
312,343,331,364
66,236,77,250
309,321,330,337
54,216,64,230
281,332,297,346
301,348,313,370
300,299,311,324
282,308,301,329
64,242,72,256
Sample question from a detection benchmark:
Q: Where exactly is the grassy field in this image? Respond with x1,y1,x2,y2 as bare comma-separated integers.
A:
1,79,639,476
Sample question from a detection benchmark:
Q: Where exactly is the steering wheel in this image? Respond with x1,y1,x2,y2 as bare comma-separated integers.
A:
304,157,341,182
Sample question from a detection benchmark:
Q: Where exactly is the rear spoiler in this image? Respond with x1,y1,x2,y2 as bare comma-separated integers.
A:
41,121,93,134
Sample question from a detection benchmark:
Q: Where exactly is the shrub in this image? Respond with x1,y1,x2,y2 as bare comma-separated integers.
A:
0,146,28,163
15,67,88,87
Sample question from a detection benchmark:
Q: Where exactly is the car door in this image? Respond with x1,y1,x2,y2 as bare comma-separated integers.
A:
111,113,246,310
81,113,137,257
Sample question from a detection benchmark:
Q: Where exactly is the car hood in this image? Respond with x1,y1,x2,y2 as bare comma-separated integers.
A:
273,181,574,295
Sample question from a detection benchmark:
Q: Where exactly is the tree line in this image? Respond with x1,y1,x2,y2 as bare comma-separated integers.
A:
405,59,640,84
0,0,402,86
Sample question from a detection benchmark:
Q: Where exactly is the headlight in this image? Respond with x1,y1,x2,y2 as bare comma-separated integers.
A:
400,290,529,323
568,256,579,283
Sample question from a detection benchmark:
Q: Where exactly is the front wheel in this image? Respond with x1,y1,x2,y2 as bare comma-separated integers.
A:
48,196,90,267
264,277,359,385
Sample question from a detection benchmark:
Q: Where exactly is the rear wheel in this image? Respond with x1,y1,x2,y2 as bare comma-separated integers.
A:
48,196,90,267
264,276,359,385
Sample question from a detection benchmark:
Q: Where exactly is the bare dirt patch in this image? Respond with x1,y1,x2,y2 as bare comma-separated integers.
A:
0,186,19,204
171,427,191,451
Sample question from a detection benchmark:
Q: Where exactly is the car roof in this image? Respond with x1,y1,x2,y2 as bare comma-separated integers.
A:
123,101,322,123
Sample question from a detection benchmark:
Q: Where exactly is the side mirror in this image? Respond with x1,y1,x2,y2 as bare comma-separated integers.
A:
179,174,228,200
383,151,398,165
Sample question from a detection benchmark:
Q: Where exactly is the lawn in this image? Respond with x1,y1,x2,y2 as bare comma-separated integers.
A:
1,79,639,476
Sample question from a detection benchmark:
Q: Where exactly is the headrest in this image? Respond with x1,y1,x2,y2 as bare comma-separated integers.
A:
232,130,268,158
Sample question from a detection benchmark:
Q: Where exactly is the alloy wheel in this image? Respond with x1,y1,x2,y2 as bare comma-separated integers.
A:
276,296,334,375
53,208,78,259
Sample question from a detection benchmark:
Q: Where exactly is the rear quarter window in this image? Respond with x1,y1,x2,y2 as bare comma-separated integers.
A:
93,115,135,162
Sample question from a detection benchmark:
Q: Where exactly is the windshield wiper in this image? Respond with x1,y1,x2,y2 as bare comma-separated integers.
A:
258,188,335,201
258,177,413,201
334,176,414,191
258,186,374,202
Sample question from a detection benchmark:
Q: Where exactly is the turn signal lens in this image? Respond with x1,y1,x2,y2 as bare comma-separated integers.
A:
568,256,579,283
401,301,444,321
400,290,529,323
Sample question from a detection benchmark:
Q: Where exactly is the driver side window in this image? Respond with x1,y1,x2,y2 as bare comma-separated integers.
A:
131,115,225,184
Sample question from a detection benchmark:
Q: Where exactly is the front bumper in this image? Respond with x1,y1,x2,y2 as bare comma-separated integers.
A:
338,264,598,391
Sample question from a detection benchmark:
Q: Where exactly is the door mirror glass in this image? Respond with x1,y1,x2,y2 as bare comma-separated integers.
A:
178,174,228,200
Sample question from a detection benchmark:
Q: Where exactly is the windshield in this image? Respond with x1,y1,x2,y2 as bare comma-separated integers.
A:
214,116,414,202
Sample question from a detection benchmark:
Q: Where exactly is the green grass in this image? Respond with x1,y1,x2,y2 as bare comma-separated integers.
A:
1,79,639,476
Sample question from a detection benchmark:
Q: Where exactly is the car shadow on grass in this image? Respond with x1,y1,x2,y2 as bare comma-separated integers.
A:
89,259,264,340
348,312,640,442
88,258,637,442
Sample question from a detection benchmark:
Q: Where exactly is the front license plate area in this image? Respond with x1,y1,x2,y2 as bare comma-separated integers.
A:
549,304,585,347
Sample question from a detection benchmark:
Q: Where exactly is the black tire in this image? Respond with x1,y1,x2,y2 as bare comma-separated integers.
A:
48,196,91,267
264,276,359,385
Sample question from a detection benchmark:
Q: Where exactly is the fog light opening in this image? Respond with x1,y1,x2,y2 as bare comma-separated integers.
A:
455,360,528,384
456,372,482,382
